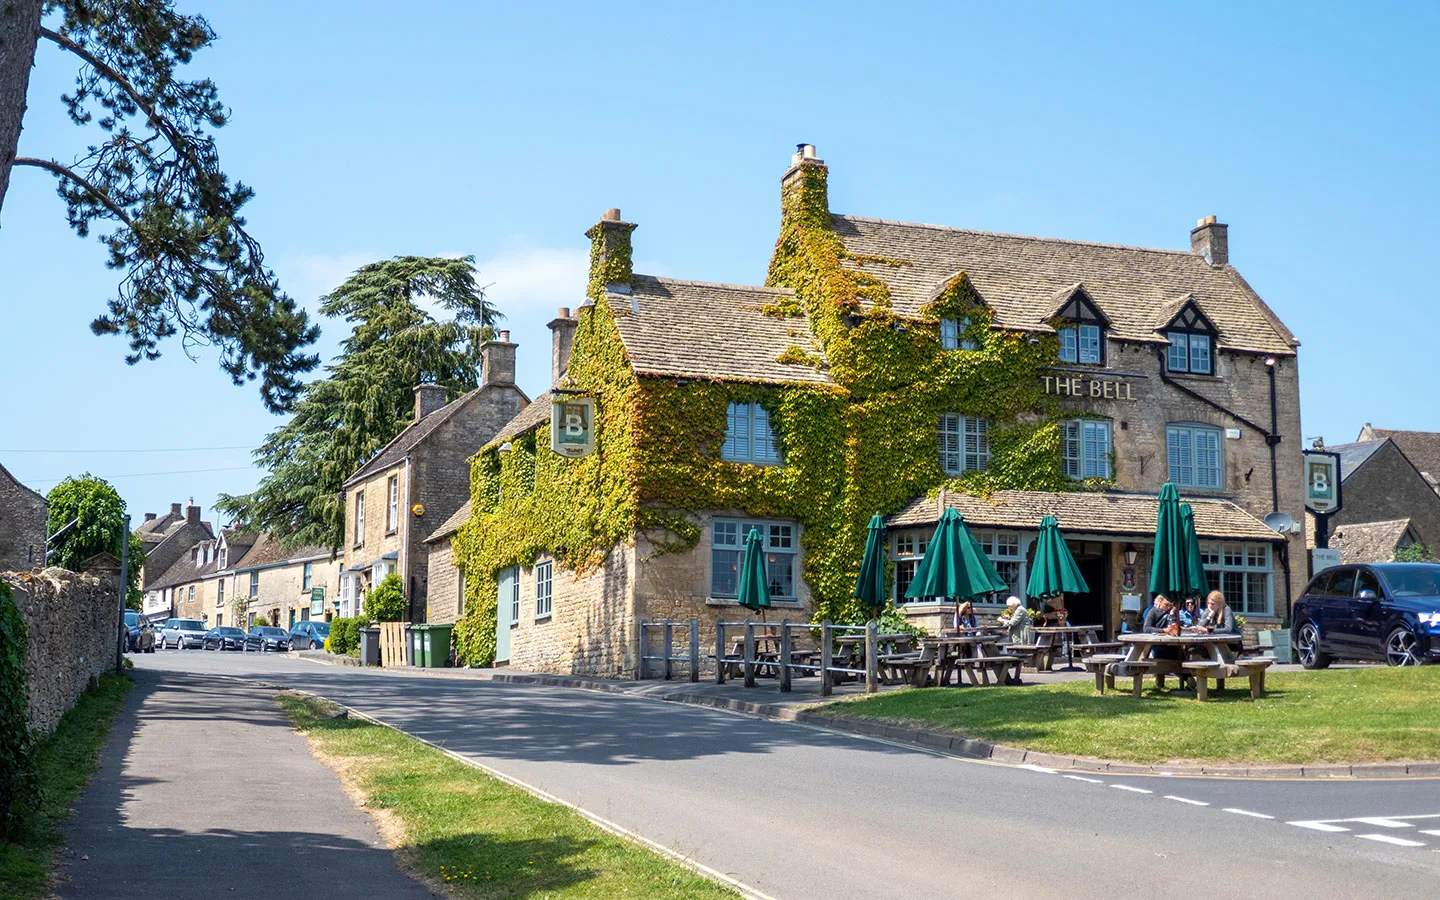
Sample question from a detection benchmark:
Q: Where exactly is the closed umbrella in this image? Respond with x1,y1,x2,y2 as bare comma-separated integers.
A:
853,514,888,619
1149,483,1189,598
1179,502,1209,600
736,527,771,622
905,508,1008,617
1027,514,1090,600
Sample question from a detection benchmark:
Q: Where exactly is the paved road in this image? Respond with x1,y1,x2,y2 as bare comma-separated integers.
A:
134,650,1440,900
58,667,435,899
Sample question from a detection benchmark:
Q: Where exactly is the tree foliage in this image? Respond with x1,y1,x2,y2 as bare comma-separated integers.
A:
1,1,319,412
45,473,145,607
1393,543,1434,563
0,580,36,840
218,256,501,551
363,573,406,622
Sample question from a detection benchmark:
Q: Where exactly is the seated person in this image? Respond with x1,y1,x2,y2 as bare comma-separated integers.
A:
997,596,1034,644
1199,590,1239,635
1179,598,1198,628
1142,596,1176,633
954,601,978,630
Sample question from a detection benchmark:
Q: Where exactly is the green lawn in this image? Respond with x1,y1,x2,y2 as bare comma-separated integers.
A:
0,672,132,900
278,693,737,899
819,666,1440,765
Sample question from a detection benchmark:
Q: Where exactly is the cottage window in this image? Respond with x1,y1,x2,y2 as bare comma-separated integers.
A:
354,492,365,546
939,317,977,351
894,528,1022,602
188,585,194,604
303,563,313,591
457,569,466,616
217,579,225,608
249,571,259,599
535,561,553,619
711,520,797,601
1058,324,1103,365
1167,424,1223,489
510,570,521,625
722,402,781,465
1201,542,1272,615
1166,332,1213,374
892,531,930,600
386,475,399,533
938,414,990,475
1062,419,1113,479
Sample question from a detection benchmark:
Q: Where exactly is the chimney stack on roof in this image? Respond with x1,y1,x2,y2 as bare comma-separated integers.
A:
413,383,448,422
144,512,156,522
170,502,183,518
548,307,577,385
781,143,829,224
185,504,200,525
1190,215,1228,267
481,331,517,387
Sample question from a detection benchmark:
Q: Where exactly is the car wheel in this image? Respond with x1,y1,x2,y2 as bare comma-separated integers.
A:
1297,622,1331,669
1385,627,1422,667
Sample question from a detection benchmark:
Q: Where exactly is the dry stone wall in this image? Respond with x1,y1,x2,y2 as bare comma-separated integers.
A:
2,567,119,736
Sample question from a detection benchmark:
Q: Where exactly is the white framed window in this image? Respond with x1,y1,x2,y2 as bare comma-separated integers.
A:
534,561,553,619
386,475,399,532
302,563,313,591
722,402,781,465
249,571,259,599
893,530,931,600
457,569,466,616
893,528,1023,602
354,492,365,545
1201,541,1273,615
939,317,977,351
217,579,225,608
1167,424,1223,489
1062,419,1112,479
1167,332,1213,374
711,519,797,600
938,414,990,475
510,573,520,624
188,585,194,604
1058,323,1103,364
975,530,1024,601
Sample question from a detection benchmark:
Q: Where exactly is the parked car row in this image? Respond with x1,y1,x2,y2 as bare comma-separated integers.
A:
143,619,320,653
122,610,156,653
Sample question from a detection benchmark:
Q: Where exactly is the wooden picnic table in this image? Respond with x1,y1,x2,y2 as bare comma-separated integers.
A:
1031,625,1107,671
1109,633,1265,699
919,635,1021,686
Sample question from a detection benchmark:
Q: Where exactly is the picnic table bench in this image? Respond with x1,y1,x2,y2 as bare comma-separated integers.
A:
1113,633,1270,700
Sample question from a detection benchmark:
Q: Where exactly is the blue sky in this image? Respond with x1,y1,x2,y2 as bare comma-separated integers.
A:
2,1,1437,526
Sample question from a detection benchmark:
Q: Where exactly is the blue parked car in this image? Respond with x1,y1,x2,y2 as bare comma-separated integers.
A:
1293,563,1440,668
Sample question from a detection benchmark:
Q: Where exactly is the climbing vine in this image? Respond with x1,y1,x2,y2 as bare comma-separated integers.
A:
450,162,1098,664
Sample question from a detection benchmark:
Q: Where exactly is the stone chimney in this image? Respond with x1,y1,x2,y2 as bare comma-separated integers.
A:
1190,215,1228,266
548,307,577,385
481,330,516,386
170,502,183,518
781,143,829,227
584,209,637,309
144,512,156,522
413,383,448,422
186,504,200,525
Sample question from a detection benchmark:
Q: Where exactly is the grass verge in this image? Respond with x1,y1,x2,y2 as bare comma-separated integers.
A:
278,692,738,899
819,666,1440,765
0,672,132,900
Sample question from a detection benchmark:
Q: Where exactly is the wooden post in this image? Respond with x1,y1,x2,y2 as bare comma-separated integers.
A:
689,620,700,683
743,620,756,688
779,621,792,692
715,621,726,684
662,621,674,680
865,620,879,694
820,620,833,697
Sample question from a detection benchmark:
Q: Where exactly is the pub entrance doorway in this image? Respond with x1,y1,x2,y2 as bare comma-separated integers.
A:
1064,540,1111,636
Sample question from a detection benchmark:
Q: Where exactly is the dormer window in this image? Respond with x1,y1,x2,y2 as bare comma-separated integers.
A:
1161,297,1218,375
1050,284,1108,366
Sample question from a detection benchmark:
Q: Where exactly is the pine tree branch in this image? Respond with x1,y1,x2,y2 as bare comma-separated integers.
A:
13,156,133,226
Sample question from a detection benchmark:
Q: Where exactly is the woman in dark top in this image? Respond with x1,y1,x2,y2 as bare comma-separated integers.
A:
1142,596,1176,633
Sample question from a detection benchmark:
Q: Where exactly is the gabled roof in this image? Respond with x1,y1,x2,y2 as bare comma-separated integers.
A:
1046,283,1110,325
146,545,223,591
1326,440,1389,480
0,462,46,507
486,391,552,449
831,215,1296,355
344,383,531,488
612,275,833,385
1327,519,1415,564
232,532,329,570
1360,428,1440,487
1154,294,1220,335
425,499,472,543
888,488,1280,542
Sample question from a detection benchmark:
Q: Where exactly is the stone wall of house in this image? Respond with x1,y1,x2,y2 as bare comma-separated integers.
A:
239,558,341,629
348,461,407,586
503,546,636,677
424,539,463,624
1330,441,1440,552
0,471,46,572
3,567,119,736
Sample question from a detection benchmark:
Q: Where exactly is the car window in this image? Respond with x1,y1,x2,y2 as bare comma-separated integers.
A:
1379,565,1440,598
1306,571,1333,597
1329,569,1357,598
1355,570,1382,597
178,619,205,629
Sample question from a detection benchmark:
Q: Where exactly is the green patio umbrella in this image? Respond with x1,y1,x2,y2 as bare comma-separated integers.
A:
736,527,772,621
1179,502,1209,599
904,508,1008,616
1027,514,1090,600
853,514,888,619
1149,482,1190,598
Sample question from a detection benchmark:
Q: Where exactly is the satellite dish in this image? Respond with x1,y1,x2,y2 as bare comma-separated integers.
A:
1264,512,1296,534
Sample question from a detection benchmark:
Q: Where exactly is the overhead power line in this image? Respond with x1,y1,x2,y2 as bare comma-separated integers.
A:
1,444,254,454
24,466,259,486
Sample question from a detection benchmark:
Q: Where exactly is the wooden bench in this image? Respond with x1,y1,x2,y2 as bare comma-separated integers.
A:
1109,659,1159,698
1003,643,1048,669
1073,641,1123,657
881,646,935,688
1236,658,1273,698
1082,653,1128,693
954,654,1022,686
1180,661,1227,700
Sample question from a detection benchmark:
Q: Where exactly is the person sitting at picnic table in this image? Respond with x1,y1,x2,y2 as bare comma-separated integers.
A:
954,601,979,630
1142,595,1176,633
997,596,1034,644
1179,598,1198,627
1198,590,1239,635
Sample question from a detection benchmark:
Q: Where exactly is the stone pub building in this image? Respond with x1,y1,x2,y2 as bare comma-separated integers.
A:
453,146,1304,676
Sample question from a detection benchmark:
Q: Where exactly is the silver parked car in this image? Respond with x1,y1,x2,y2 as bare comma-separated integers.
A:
161,618,208,649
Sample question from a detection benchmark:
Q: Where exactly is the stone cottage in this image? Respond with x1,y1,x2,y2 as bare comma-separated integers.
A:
1302,434,1440,566
338,340,529,622
456,145,1306,677
0,462,47,572
138,502,215,618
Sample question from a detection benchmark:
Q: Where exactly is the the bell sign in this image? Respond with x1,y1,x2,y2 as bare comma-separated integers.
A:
1302,450,1341,515
550,397,596,458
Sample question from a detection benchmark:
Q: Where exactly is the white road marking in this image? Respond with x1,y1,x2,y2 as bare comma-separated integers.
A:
1223,808,1274,819
1356,834,1427,847
1289,821,1350,833
1164,795,1209,806
1421,830,1440,837
1019,764,1058,774
1351,817,1415,828
1063,775,1104,783
1111,785,1153,794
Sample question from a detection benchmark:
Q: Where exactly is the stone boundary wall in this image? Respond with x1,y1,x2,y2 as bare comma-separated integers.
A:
2,567,119,736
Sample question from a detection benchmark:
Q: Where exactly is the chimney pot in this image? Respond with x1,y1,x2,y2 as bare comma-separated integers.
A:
602,208,621,222
1189,216,1228,267
548,308,579,385
499,329,510,342
557,306,570,319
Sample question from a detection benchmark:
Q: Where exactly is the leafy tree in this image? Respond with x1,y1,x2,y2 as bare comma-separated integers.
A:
363,573,407,622
45,473,145,608
1393,543,1434,563
219,256,500,550
0,1,318,411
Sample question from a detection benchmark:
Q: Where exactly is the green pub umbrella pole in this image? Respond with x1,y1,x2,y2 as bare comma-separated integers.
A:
853,514,888,619
904,508,1008,618
1149,482,1190,598
1027,514,1089,601
1179,502,1209,600
736,527,772,622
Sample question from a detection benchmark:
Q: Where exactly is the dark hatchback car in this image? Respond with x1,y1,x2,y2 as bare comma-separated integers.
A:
203,626,247,651
244,626,291,652
1293,563,1440,668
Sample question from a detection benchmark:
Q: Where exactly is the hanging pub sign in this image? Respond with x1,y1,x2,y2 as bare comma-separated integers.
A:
1302,450,1342,515
309,587,325,616
550,396,596,458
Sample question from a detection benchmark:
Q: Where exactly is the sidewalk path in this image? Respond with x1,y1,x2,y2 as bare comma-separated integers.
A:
56,668,435,900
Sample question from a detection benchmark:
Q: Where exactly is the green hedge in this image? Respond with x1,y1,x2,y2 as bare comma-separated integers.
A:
0,581,36,839
327,614,372,655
